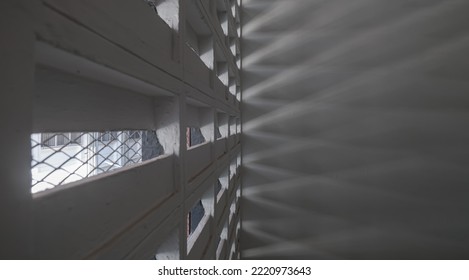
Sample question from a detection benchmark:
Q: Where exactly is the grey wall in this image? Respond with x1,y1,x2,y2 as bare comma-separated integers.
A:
241,0,469,259
0,0,34,259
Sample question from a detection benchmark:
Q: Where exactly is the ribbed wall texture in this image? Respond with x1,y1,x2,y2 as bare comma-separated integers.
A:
241,0,469,259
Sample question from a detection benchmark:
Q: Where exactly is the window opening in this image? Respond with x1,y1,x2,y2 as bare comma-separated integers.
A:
216,0,228,36
216,62,228,86
218,11,228,35
186,186,214,252
215,179,222,197
217,168,229,202
216,220,229,260
185,0,213,69
187,200,205,236
229,199,237,224
230,157,237,180
230,0,237,21
143,0,179,29
217,112,228,139
215,43,228,86
229,75,236,96
229,242,236,260
229,37,235,55
31,130,164,193
186,127,206,148
40,132,82,147
229,116,236,136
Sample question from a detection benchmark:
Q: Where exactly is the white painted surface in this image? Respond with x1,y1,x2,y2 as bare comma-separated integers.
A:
33,155,175,259
33,66,156,132
1,0,241,259
215,137,228,158
43,0,177,75
187,142,212,180
184,46,212,94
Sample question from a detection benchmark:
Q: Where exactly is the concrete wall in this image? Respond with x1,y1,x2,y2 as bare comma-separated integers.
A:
0,0,241,259
241,0,469,259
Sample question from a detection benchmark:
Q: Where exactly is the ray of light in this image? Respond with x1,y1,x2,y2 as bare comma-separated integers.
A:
242,1,299,36
240,0,469,260
244,153,469,210
243,0,373,67
243,217,465,259
243,1,459,101
243,33,469,132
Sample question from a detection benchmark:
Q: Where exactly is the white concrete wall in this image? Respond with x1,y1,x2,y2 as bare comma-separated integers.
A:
0,0,241,259
241,0,469,259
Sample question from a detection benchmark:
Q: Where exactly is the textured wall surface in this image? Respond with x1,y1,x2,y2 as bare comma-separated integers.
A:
241,0,469,259
1,0,241,259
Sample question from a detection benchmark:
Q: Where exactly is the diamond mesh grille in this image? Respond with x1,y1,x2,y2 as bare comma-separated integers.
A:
31,130,163,193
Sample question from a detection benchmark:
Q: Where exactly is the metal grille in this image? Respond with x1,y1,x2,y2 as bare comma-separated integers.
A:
31,130,164,193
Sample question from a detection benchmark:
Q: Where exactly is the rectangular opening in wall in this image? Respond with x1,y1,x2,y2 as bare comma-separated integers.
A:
235,1,241,25
186,127,206,148
186,102,213,149
230,0,238,22
229,116,236,136
216,0,228,35
229,241,236,260
235,74,241,101
186,22,200,54
215,179,223,199
216,168,229,202
216,112,228,139
230,156,237,180
143,0,179,30
185,0,213,69
216,220,229,260
187,200,205,237
228,75,236,96
229,36,237,56
215,126,222,140
31,130,164,193
154,228,180,260
216,61,228,86
187,186,214,252
229,198,237,225
235,54,240,69
228,65,238,97
215,43,228,86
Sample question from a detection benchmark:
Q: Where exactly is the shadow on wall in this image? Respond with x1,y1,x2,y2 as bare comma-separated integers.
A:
240,0,469,260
